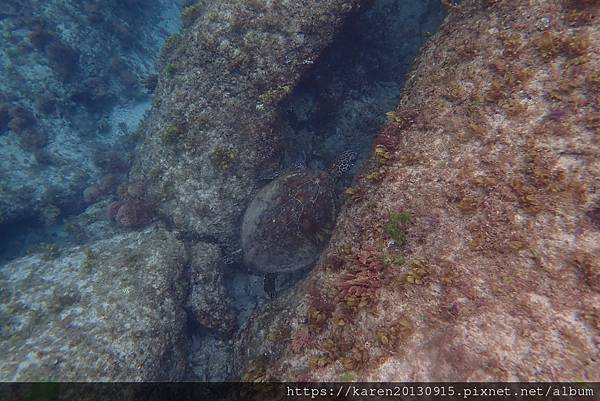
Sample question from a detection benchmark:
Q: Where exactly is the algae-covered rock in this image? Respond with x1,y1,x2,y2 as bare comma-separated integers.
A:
186,242,236,335
0,0,180,225
131,0,366,256
241,170,336,273
0,226,189,381
236,0,600,381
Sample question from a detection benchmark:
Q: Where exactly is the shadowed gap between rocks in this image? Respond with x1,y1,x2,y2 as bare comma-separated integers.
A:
227,0,448,300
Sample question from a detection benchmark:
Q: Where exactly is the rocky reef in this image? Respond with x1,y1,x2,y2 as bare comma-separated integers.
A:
0,226,188,381
1,0,598,383
0,0,181,237
130,0,368,256
235,0,600,381
1,0,393,381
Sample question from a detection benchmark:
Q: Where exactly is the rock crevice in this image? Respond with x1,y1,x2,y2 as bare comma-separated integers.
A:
235,0,600,381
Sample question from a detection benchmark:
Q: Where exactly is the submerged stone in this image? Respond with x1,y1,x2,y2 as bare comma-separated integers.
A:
0,226,188,381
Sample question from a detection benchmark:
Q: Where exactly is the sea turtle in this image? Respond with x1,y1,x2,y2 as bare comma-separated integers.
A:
241,150,357,274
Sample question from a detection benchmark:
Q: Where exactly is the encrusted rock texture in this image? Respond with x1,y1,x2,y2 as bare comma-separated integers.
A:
0,0,180,225
0,226,189,381
186,242,236,336
0,0,383,382
130,0,368,254
236,0,600,381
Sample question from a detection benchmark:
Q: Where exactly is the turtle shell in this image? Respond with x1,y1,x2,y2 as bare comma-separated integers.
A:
241,169,337,273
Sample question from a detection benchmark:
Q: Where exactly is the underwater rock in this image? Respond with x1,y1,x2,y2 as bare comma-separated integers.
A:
0,102,10,132
241,170,336,273
106,199,151,229
45,40,79,82
0,0,180,225
186,242,236,336
189,333,235,381
0,226,189,380
63,200,125,244
236,0,600,381
106,181,153,229
131,0,366,256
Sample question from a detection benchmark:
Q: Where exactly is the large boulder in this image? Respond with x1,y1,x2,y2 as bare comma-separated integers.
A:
186,242,236,336
130,0,367,257
235,0,600,381
0,226,189,381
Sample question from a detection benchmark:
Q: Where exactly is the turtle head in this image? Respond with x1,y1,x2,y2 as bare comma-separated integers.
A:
292,151,308,171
